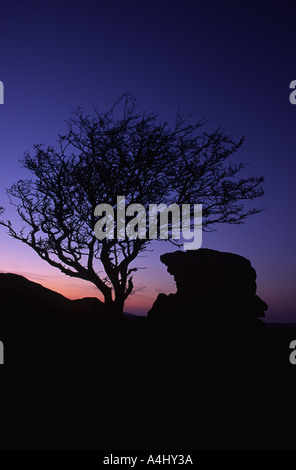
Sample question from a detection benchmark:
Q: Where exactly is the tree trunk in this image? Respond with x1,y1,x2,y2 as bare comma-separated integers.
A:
104,295,124,315
111,298,125,315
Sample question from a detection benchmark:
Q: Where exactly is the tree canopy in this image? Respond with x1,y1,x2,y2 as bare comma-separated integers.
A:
0,95,264,314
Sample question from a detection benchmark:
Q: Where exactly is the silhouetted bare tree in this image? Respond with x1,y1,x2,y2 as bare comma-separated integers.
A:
0,94,264,314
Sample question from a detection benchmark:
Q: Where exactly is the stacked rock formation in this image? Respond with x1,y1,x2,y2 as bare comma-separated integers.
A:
148,248,268,325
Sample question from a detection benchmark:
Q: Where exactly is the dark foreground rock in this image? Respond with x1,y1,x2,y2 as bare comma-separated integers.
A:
0,270,295,450
148,249,268,325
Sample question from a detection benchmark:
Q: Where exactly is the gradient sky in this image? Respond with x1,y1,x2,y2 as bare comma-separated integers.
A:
0,0,295,321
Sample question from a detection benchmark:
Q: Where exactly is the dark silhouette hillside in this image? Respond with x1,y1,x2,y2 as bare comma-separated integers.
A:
0,272,151,450
0,273,106,316
0,253,296,450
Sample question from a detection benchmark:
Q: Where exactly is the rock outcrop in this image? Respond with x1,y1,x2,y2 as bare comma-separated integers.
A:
148,248,268,325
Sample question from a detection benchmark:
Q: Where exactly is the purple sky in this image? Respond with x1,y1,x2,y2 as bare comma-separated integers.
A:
0,0,295,321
